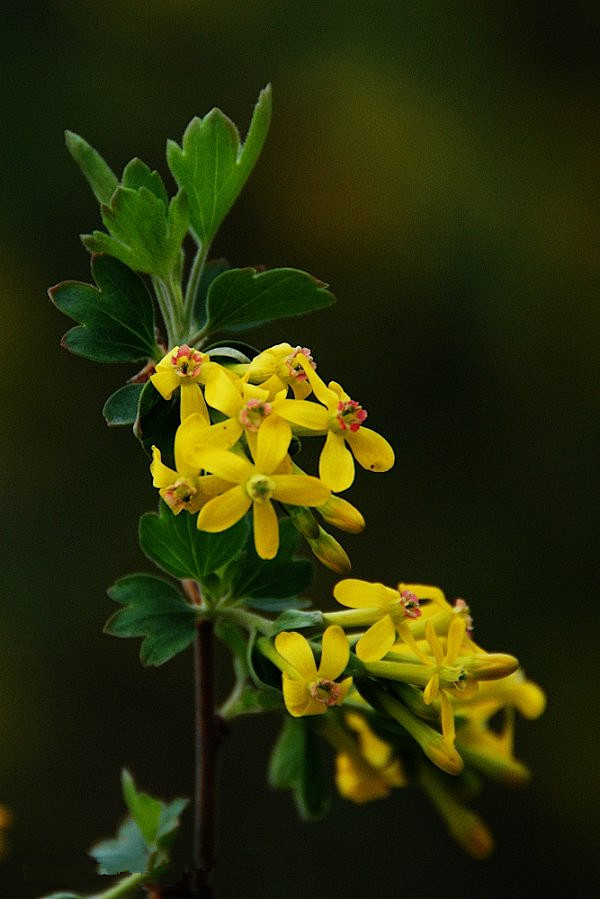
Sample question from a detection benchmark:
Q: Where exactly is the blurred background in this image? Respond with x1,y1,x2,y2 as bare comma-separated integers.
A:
1,1,598,896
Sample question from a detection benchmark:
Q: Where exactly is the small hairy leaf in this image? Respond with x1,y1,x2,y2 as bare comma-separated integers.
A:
167,85,271,248
139,501,249,582
106,574,197,666
49,254,160,363
90,818,149,876
269,609,324,635
204,266,335,337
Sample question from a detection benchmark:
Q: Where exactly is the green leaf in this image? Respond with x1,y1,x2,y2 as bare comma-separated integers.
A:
90,772,188,876
204,266,335,337
134,381,179,466
122,157,168,206
167,84,272,248
106,574,197,666
139,501,249,581
103,383,143,426
229,518,313,604
91,817,149,876
269,609,324,635
83,187,188,279
268,717,330,821
50,254,160,363
65,130,118,204
192,258,230,329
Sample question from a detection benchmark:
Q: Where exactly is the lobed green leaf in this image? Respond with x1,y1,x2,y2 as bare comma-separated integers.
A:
65,130,118,204
49,254,160,363
167,85,272,249
203,266,335,337
106,574,197,666
139,501,249,582
103,383,144,426
228,518,313,604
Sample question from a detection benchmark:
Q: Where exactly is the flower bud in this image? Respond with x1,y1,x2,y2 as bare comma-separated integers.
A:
287,505,320,540
317,496,366,533
308,528,351,574
463,653,519,681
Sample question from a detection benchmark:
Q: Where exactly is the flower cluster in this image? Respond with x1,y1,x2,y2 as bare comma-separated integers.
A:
149,342,394,561
263,579,544,856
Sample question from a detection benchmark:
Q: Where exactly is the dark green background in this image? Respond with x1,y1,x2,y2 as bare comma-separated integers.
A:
1,2,597,896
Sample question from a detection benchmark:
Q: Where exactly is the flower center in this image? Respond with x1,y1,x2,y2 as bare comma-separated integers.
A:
238,398,273,432
390,590,422,621
282,346,316,382
335,399,367,433
245,473,275,502
171,345,208,379
309,678,343,707
162,477,198,513
453,598,474,633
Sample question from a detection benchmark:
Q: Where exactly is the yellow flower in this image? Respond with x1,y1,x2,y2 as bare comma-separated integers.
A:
274,626,352,716
150,416,231,514
294,355,395,492
150,345,216,421
245,342,317,399
335,711,406,803
203,365,329,455
333,578,446,662
191,418,331,558
421,617,470,748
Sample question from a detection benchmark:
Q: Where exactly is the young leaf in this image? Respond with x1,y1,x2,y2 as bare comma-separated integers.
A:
121,158,168,206
134,381,180,465
139,501,249,582
269,609,324,635
65,130,118,204
103,383,143,426
91,818,149,876
106,574,197,666
203,266,335,337
50,254,160,363
228,518,313,604
167,84,272,248
83,188,188,279
268,717,330,821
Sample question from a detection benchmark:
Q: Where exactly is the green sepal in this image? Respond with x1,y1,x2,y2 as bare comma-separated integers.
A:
134,381,179,466
82,187,188,279
103,383,144,426
90,771,187,876
228,518,313,604
268,717,330,821
105,574,197,666
269,609,324,635
192,258,230,330
167,84,271,249
139,501,249,582
65,130,118,204
49,254,160,363
203,266,335,337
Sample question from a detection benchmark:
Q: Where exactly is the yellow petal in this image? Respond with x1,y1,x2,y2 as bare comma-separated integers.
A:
180,383,209,423
445,617,467,665
439,691,456,745
356,615,397,662
273,399,330,431
425,620,444,665
197,486,251,532
271,474,330,507
254,414,291,473
275,631,317,679
317,626,349,680
204,367,243,417
295,355,338,408
334,579,398,610
399,582,447,607
281,674,312,717
336,676,353,705
150,446,177,489
191,446,254,483
319,431,355,492
175,415,241,472
424,673,440,704
345,426,394,473
253,499,279,559
150,368,179,400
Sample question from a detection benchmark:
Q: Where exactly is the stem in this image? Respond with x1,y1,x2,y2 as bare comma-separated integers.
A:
152,277,178,347
92,872,146,899
184,241,210,333
192,617,219,897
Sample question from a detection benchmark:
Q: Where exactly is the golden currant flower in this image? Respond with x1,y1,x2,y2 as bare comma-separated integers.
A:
275,626,352,716
245,342,316,399
335,711,406,803
150,344,216,421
